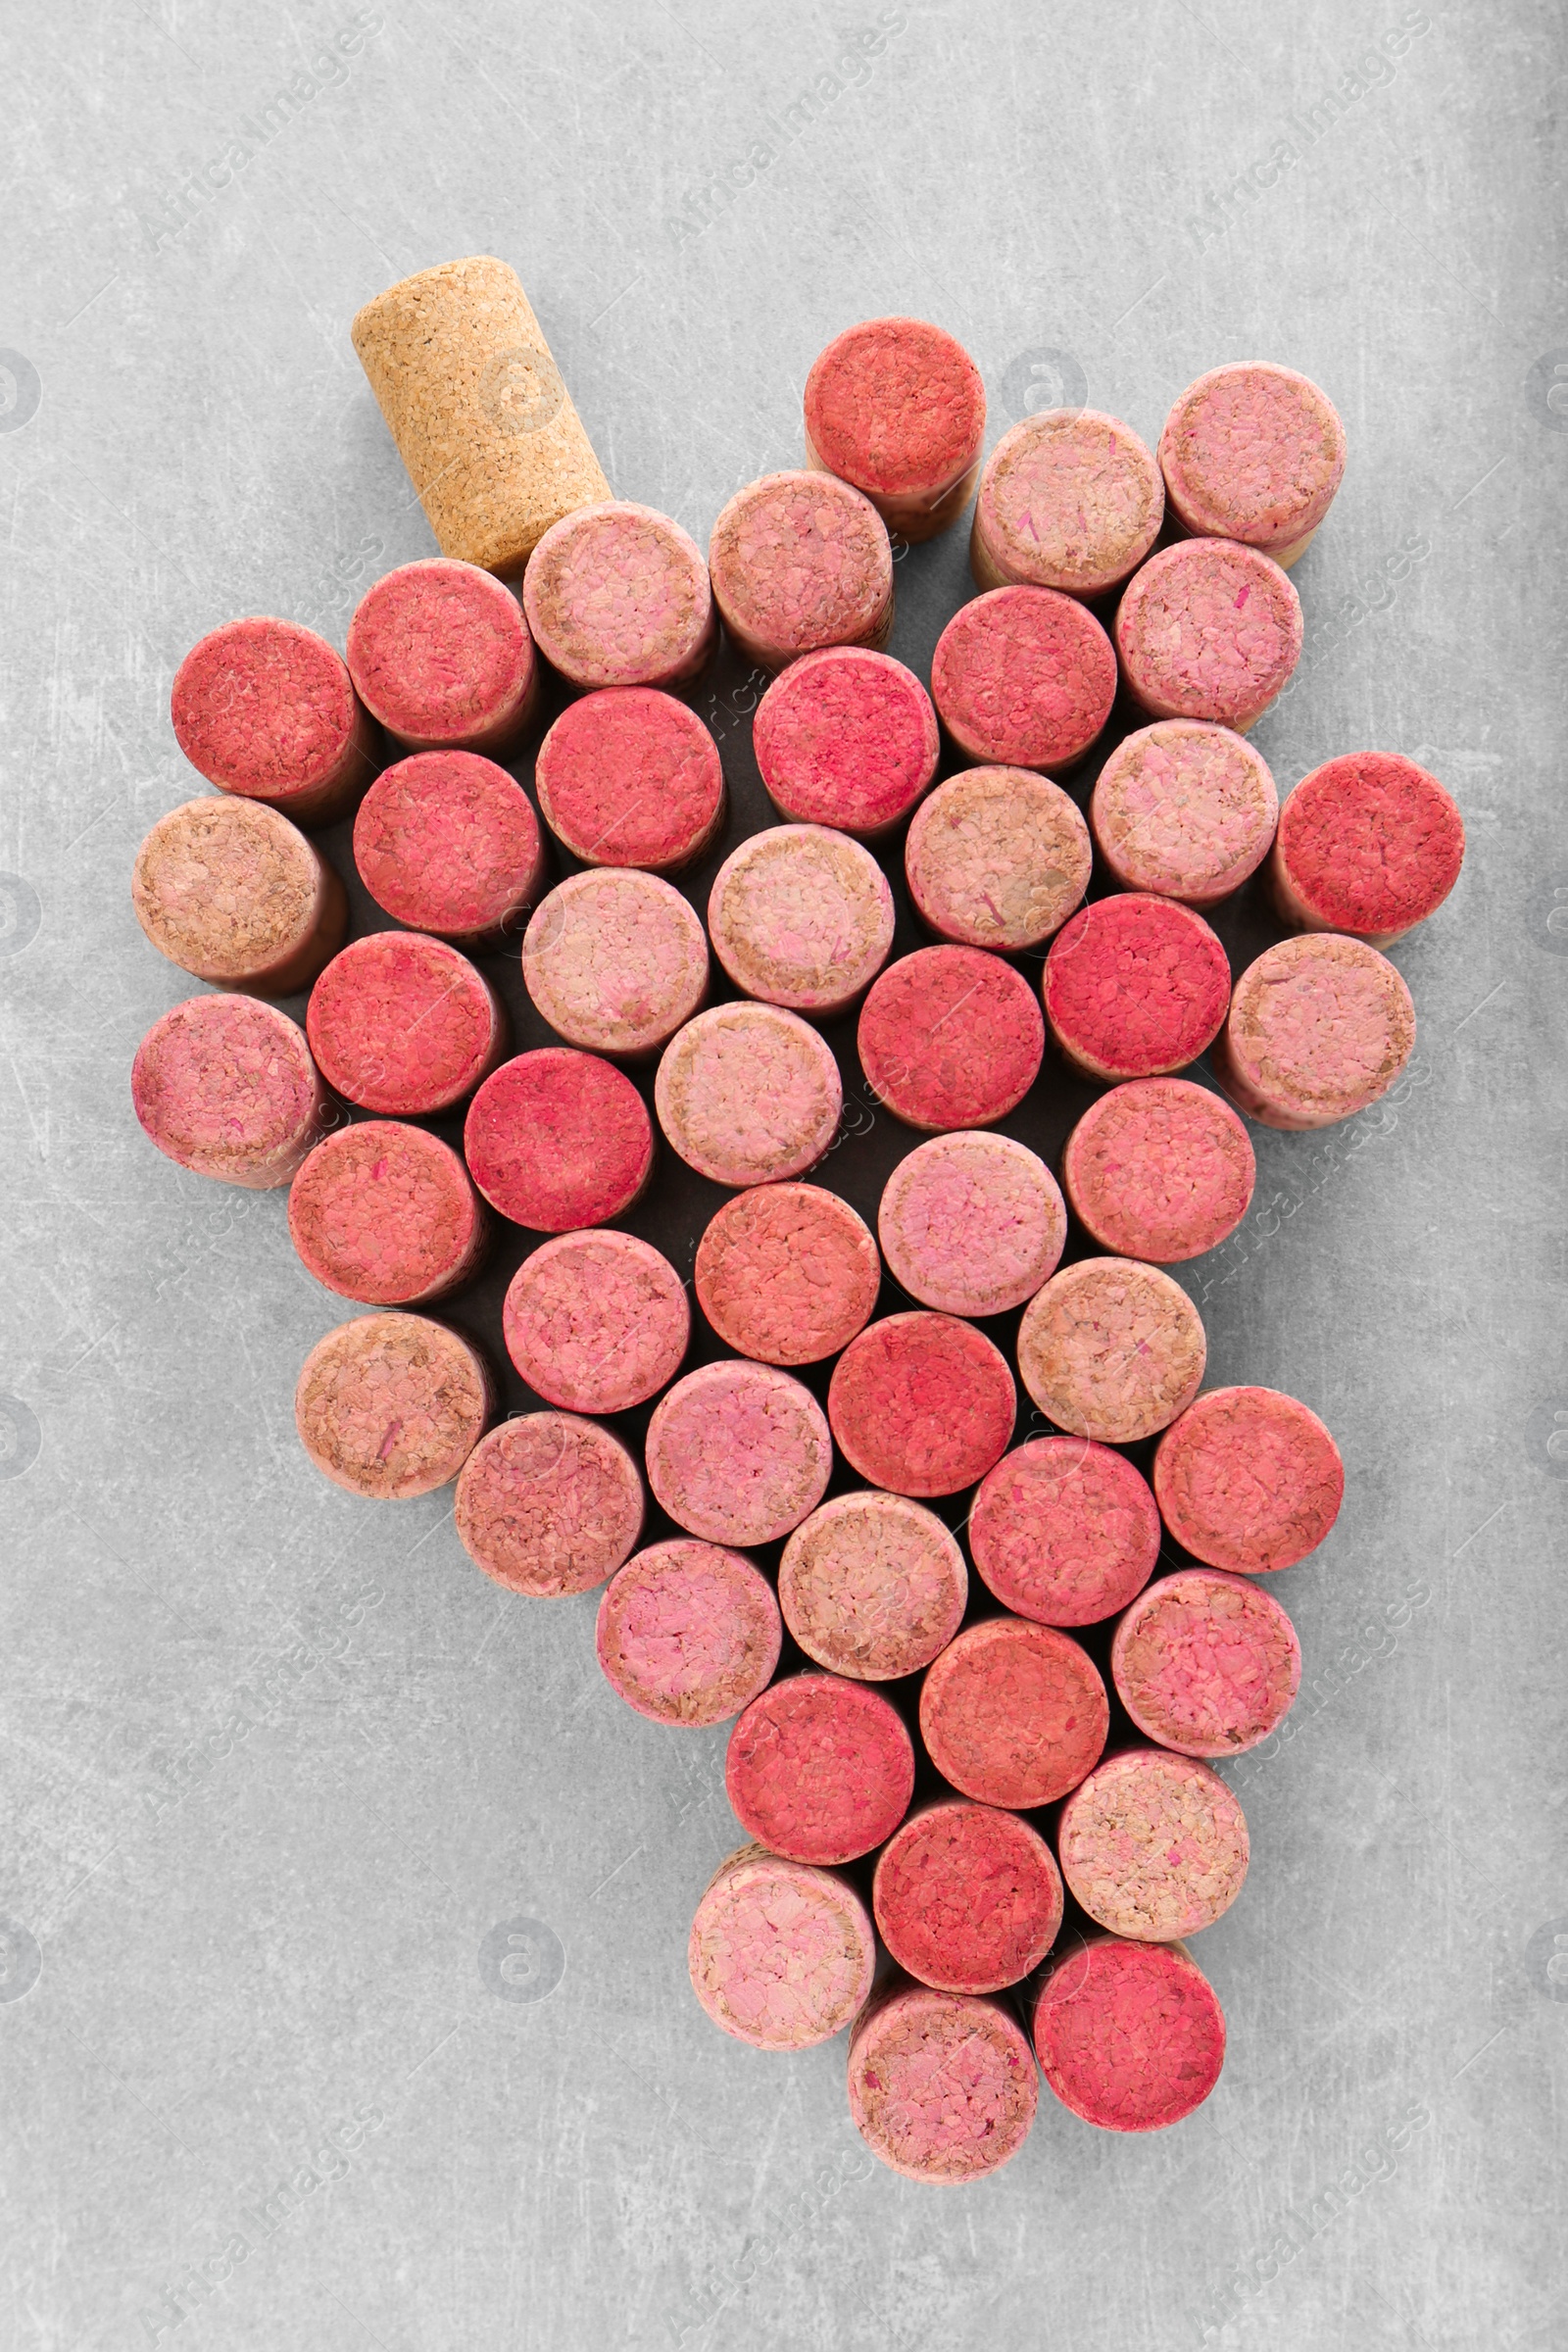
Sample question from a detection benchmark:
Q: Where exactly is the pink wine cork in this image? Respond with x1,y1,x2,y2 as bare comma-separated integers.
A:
829,1312,1015,1497
878,1132,1065,1316
1112,1568,1301,1757
708,471,894,672
708,825,894,1015
132,798,347,997
655,1004,842,1187
454,1410,644,1596
1271,752,1465,947
694,1184,880,1366
1211,934,1415,1130
1115,540,1302,731
1043,895,1230,1082
596,1541,782,1728
288,1121,489,1305
345,560,538,754
1061,1079,1255,1264
688,1844,876,2051
1091,721,1279,907
1032,1935,1225,2132
352,752,546,945
804,317,986,542
131,996,329,1189
521,870,708,1057
646,1359,832,1547
307,933,506,1116
464,1048,654,1230
502,1230,688,1413
533,688,724,872
1159,363,1347,568
521,501,714,688
779,1491,967,1681
294,1312,494,1500
1057,1748,1249,1939
170,617,376,827
873,1800,1064,1995
905,767,1092,952
847,1981,1038,2183
1018,1259,1206,1445
970,410,1164,597
931,586,1117,773
752,647,939,838
858,946,1044,1133
1153,1386,1345,1574
970,1438,1161,1628
725,1673,914,1865
920,1617,1108,1808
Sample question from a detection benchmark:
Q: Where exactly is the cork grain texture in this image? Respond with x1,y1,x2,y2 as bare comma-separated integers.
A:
655,1002,842,1186
522,501,713,688
1214,933,1416,1129
131,994,329,1188
353,751,545,942
968,1436,1161,1628
1159,363,1347,561
707,823,894,1012
521,869,709,1056
132,797,345,995
1018,1257,1207,1444
595,1540,781,1727
1057,1749,1250,1940
918,1616,1109,1808
1044,894,1231,1080
170,616,376,825
308,932,506,1114
847,1983,1039,2183
1115,539,1303,730
294,1311,494,1501
778,1490,967,1681
688,1844,876,2052
708,470,895,668
454,1411,644,1596
694,1184,880,1366
1272,752,1465,944
288,1120,488,1306
1111,1567,1301,1756
752,646,939,835
905,765,1092,952
828,1311,1015,1496
533,686,725,872
502,1230,689,1415
1090,719,1280,906
464,1047,653,1230
1153,1385,1345,1573
872,1800,1063,1995
1032,1936,1226,2132
971,410,1164,597
877,1130,1066,1316
345,559,537,751
645,1359,832,1546
725,1674,914,1866
931,585,1117,770
1062,1078,1256,1263
858,944,1044,1131
804,317,986,539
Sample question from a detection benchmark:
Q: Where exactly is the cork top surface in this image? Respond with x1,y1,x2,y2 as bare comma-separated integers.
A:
753,646,938,833
1225,934,1415,1118
294,1312,491,1500
968,1436,1161,1627
725,1674,915,1866
1044,894,1231,1079
346,560,534,743
534,687,723,870
1159,363,1346,550
805,317,986,498
847,1984,1038,2182
131,995,318,1177
918,1617,1109,1809
827,1310,1016,1497
687,1849,875,2052
454,1411,644,1597
464,1047,653,1231
307,932,500,1114
522,501,712,688
858,945,1044,1130
171,617,360,800
1277,752,1464,934
1115,540,1302,727
1033,1936,1226,2131
353,751,543,937
931,586,1117,770
521,868,709,1054
709,471,893,658
872,1801,1063,1995
287,1120,481,1305
596,1540,782,1727
133,796,320,979
645,1358,832,1547
976,409,1163,594
1017,1257,1207,1444
1111,1567,1301,1756
1062,1078,1256,1263
1091,720,1279,904
694,1183,880,1365
655,1003,843,1187
502,1229,689,1415
778,1490,967,1681
1057,1748,1250,1940
905,765,1092,951
877,1130,1066,1316
1153,1384,1345,1573
707,823,895,1010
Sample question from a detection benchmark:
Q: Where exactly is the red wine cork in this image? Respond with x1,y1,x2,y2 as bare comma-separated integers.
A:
708,471,894,672
1111,1568,1300,1757
1115,540,1302,732
288,1121,489,1305
779,1491,967,1681
1211,934,1415,1130
1061,1079,1255,1264
931,586,1117,773
1159,363,1346,568
503,1230,688,1413
873,1800,1064,1994
132,798,347,997
131,996,329,1189
920,1617,1108,1807
596,1540,782,1727
752,647,939,838
307,933,506,1116
1153,1386,1344,1574
1043,895,1230,1082
708,825,894,1015
694,1184,880,1366
533,688,724,872
970,1437,1159,1628
905,766,1092,951
352,752,546,945
1271,752,1465,947
655,1003,842,1187
829,1311,1015,1497
858,946,1044,1133
1057,1748,1249,1939
646,1359,832,1547
521,870,708,1057
725,1673,914,1864
464,1048,654,1230
804,317,986,542
171,617,376,827
1018,1259,1206,1445
345,560,538,754
1091,721,1279,907
878,1132,1065,1316
522,501,714,688
970,411,1163,597
454,1410,644,1595
847,1981,1038,2183
294,1311,494,1499
1032,1934,1225,2132
688,1844,876,2051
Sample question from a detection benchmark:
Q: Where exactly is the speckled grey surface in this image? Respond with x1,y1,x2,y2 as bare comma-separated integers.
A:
2,3,1564,2347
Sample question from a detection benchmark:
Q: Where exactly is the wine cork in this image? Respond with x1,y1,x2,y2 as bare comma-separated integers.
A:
1032,1934,1226,2132
1043,895,1231,1082
1271,752,1465,947
522,501,714,687
873,1800,1064,1995
346,560,539,754
464,1048,654,1231
725,1673,914,1865
655,1003,842,1188
694,1184,880,1366
1056,1748,1250,1940
288,1121,489,1305
707,824,894,1015
919,1617,1108,1808
645,1359,832,1547
969,1437,1161,1628
1210,934,1415,1131
752,647,939,838
688,1844,876,2051
1061,1079,1256,1263
1152,1386,1345,1574
454,1410,644,1596
503,1231,688,1415
779,1491,967,1681
132,797,347,997
1017,1259,1206,1445
596,1540,782,1728
350,256,612,575
905,766,1092,951
521,870,708,1057
307,933,507,1115
931,587,1117,773
171,618,378,828
970,410,1163,597
1111,1568,1301,1757
708,471,894,671
804,317,986,541
295,1312,494,1500
1159,363,1346,568
1091,721,1279,907
353,752,546,945
877,1132,1065,1316
829,1311,1015,1498
533,688,724,872
1115,541,1302,732
131,996,330,1190
847,1980,1038,2183
858,945,1044,1132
